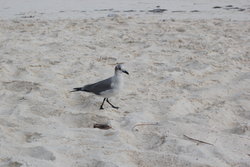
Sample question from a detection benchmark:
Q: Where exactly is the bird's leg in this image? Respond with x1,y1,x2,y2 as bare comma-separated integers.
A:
100,98,106,110
106,98,119,109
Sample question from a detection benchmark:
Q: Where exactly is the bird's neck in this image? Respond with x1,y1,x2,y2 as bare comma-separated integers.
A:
114,72,123,83
113,72,123,88
115,71,123,77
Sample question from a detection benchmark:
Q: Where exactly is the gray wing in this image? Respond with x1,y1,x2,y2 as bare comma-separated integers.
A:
83,77,112,95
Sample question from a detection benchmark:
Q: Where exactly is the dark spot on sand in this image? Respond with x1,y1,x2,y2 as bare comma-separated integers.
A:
149,9,167,13
21,15,35,18
213,6,222,9
124,10,136,12
190,10,200,12
238,8,245,11
94,124,112,130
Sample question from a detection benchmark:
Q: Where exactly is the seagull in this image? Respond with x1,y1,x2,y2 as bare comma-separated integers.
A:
71,64,129,110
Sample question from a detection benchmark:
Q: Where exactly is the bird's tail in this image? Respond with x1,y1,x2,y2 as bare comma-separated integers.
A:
70,87,84,92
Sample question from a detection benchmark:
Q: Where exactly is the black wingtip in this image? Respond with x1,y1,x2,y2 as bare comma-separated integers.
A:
70,87,83,92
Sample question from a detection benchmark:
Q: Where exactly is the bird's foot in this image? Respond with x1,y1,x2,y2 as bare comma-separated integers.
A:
99,106,104,110
106,98,119,109
112,106,119,110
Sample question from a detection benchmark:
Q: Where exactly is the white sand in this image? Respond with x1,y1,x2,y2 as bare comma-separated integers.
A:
1,1,250,167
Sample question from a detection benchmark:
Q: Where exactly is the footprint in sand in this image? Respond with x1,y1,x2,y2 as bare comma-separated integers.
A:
130,129,166,150
85,160,118,167
228,124,249,135
0,158,23,167
25,132,43,143
20,146,55,161
3,80,40,93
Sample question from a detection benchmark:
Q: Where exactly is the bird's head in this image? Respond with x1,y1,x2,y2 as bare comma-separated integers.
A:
115,64,129,75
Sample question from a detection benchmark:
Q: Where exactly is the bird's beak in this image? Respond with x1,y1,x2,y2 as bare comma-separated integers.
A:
122,70,129,75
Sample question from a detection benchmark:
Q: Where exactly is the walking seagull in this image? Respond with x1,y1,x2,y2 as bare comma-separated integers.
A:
71,64,129,110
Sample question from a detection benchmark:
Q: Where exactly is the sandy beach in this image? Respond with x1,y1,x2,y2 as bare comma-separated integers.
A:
0,0,250,167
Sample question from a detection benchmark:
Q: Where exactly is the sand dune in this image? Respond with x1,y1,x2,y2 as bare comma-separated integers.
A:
0,14,250,167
